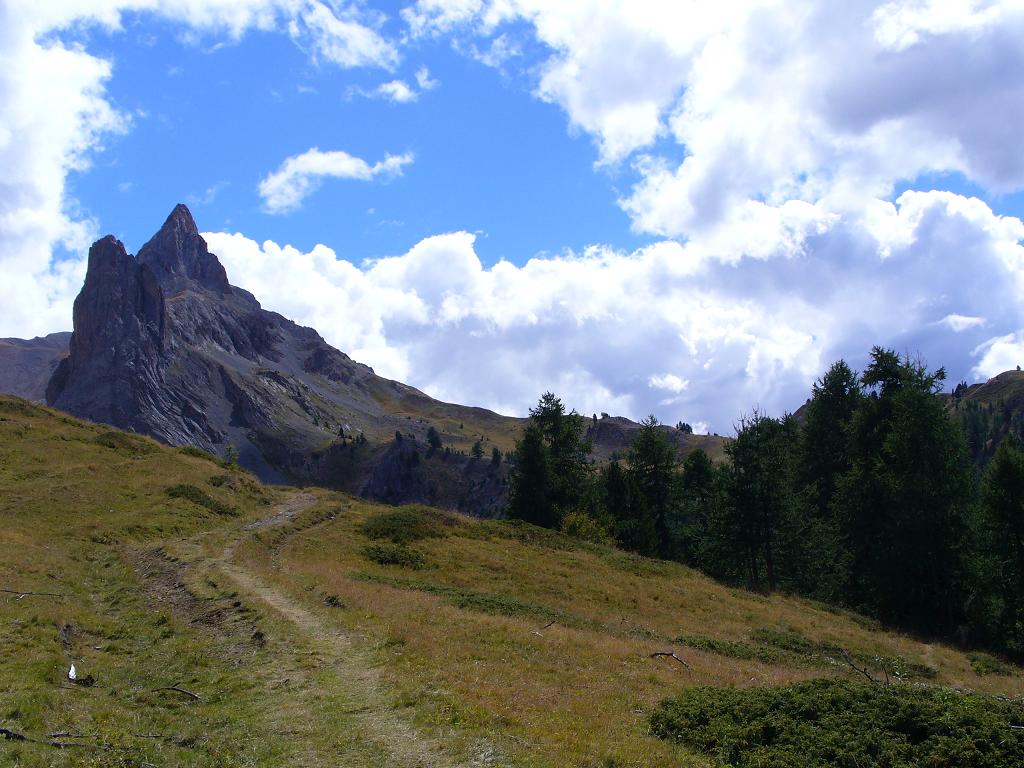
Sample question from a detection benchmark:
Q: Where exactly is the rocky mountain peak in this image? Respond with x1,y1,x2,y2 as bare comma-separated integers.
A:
138,203,229,295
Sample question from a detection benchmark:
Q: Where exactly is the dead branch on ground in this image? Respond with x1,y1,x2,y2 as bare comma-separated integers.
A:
649,651,690,669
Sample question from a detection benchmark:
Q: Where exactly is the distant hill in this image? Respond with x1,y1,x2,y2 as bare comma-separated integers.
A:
2,205,723,513
948,369,1024,463
0,332,70,401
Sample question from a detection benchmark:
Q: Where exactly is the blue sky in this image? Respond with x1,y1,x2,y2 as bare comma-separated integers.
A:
64,11,648,265
4,1,1024,432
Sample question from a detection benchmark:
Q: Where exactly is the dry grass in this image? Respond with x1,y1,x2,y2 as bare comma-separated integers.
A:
241,501,1024,767
3,394,1022,768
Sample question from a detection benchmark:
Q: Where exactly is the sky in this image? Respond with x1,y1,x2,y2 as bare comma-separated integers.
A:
3,0,1024,434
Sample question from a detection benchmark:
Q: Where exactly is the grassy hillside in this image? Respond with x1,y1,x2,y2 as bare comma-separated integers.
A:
949,369,1024,462
2,395,1022,767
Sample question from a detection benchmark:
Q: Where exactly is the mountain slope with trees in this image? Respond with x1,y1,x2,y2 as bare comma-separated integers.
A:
507,348,1024,658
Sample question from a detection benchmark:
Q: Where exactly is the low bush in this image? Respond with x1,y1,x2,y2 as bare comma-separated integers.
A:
970,651,1016,676
360,505,459,544
361,543,426,569
650,678,1024,768
560,510,614,546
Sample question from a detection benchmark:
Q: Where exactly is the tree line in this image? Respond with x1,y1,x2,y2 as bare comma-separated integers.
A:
507,348,1024,657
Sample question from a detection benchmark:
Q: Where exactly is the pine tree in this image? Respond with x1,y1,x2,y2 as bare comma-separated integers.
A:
603,460,657,555
836,348,972,634
508,423,556,527
800,360,861,519
980,435,1024,652
627,415,678,557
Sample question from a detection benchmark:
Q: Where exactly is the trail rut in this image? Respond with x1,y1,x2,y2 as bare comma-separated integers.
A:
215,492,491,768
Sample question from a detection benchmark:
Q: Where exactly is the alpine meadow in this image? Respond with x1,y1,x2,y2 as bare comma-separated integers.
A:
4,2,1024,767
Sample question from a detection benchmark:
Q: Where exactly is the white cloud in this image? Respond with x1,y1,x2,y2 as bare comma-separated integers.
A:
258,148,413,213
973,332,1024,379
648,373,689,394
374,79,418,102
204,188,1024,431
415,66,439,91
940,314,986,333
291,1,397,69
354,67,439,103
408,1,1024,255
0,0,400,338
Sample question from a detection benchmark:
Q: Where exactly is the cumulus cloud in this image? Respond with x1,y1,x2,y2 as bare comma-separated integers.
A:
204,187,1024,431
0,0,398,337
974,332,1024,379
258,148,413,213
408,1,1024,255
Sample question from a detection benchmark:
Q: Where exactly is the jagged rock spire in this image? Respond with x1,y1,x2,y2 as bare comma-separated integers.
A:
138,203,229,295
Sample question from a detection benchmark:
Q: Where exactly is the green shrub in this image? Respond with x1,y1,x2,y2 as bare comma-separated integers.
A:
650,679,1024,768
969,651,1016,676
560,510,614,545
361,543,426,569
360,505,459,544
165,484,237,517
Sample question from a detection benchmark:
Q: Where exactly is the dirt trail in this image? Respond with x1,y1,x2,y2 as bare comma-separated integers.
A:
216,492,490,768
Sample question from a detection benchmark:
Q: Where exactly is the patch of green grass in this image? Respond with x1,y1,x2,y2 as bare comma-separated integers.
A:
970,651,1016,677
351,571,588,627
359,505,459,544
673,627,937,681
475,518,588,551
674,633,782,664
165,484,238,517
93,430,157,454
361,543,427,569
650,679,1024,768
177,445,233,469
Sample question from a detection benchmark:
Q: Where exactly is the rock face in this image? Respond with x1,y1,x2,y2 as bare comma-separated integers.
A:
45,205,515,510
0,332,71,402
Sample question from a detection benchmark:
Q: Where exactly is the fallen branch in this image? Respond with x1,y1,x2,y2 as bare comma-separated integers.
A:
150,685,201,701
1,588,66,599
840,649,881,686
649,651,690,669
531,620,556,636
1,727,94,749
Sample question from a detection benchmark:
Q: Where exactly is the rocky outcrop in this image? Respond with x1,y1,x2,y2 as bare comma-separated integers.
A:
42,204,516,512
